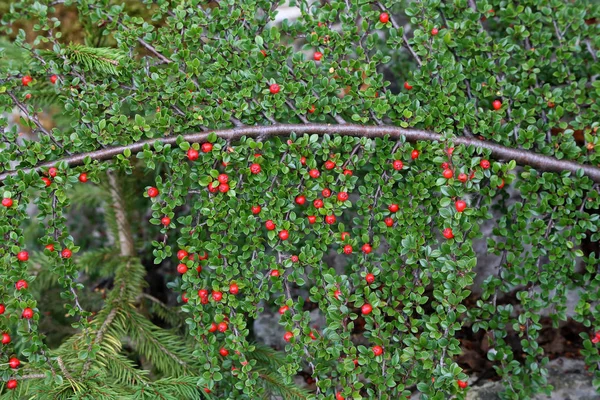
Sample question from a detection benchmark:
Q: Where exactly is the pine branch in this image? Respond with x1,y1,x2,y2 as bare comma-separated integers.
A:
40,43,126,76
257,368,312,400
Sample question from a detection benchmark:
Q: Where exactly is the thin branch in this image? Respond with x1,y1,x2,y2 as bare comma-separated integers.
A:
376,2,422,66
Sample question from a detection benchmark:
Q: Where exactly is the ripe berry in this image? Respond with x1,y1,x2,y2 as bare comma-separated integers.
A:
447,147,455,155
78,173,88,183
260,49,267,57
334,289,342,299
147,187,159,198
480,159,490,169
388,204,399,213
2,198,13,207
187,148,199,161
1,333,10,344
217,322,228,332
392,160,403,170
181,292,189,303
295,195,306,205
42,177,52,187
17,251,29,262
269,83,280,94
411,149,419,159
251,205,261,214
198,252,208,260
201,143,213,153
270,269,280,277
218,183,230,193
337,192,349,202
48,167,58,177
217,174,229,184
61,248,72,259
324,160,335,170
325,215,336,224
322,188,331,198
283,331,294,342
208,323,217,333
313,199,324,208
161,216,171,226
265,220,276,230
343,245,353,254
6,379,17,390
16,280,28,290
379,12,389,24
365,273,375,284
497,178,505,189
361,303,373,314
458,173,468,183
177,263,188,274
21,75,32,86
455,200,467,212
343,169,352,176
308,105,316,113
307,216,316,224
443,169,453,179
309,169,320,178
219,348,229,357
384,217,393,227
250,163,261,174
279,305,289,314
207,183,218,193
279,230,289,240
0,304,4,314
212,291,223,301
50,74,58,84
341,232,350,241
177,250,189,260
300,156,307,165
309,331,317,340
198,289,208,299
25,93,31,100
404,82,413,90
314,52,323,61
442,228,454,239
457,380,468,389
291,255,299,263
492,99,502,110
431,27,439,35
372,345,383,356
362,243,372,254
22,307,33,319
8,358,20,369
336,392,345,400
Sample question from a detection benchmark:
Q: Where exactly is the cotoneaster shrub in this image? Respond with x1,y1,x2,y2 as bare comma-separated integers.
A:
0,0,599,399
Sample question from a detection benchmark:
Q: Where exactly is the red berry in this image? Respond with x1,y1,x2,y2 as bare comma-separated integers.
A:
480,159,490,169
447,147,455,155
443,169,453,179
251,205,261,214
441,162,449,169
22,307,33,319
313,199,324,208
334,289,342,299
497,178,505,189
207,183,218,193
337,192,349,202
279,230,289,240
322,188,331,198
218,348,229,357
309,331,317,340
17,251,29,262
492,99,502,110
0,304,4,314
198,289,208,298
265,220,276,230
48,167,58,177
78,173,88,183
269,83,280,94
379,12,389,24
362,243,372,254
313,52,323,61
291,255,299,263
6,379,17,390
336,392,345,400
250,163,261,174
431,27,439,35
392,160,404,170
325,215,336,224
2,198,13,207
384,217,393,227
361,303,373,314
365,273,375,284
324,160,335,170
218,174,229,184
592,335,600,344
308,105,316,113
279,305,289,314
8,358,20,369
404,82,413,90
457,380,468,389
455,200,467,213
372,345,383,356
343,169,352,176
208,323,217,332
343,245,353,255
411,149,419,159
187,148,199,161
270,269,280,277
283,331,294,342
341,232,350,241
458,173,468,183
295,195,306,205
177,250,189,260
21,75,32,86
217,322,228,332
42,177,52,187
181,292,189,303
196,264,202,273
15,280,28,290
309,169,320,178
147,187,159,198
218,183,230,193
260,49,267,57
442,228,454,239
469,171,475,180
300,156,307,165
1,333,11,345
198,252,208,260
61,248,72,259
307,216,316,224
388,204,399,213
212,291,223,301
50,74,58,84
177,263,188,274
201,143,213,153
25,93,32,100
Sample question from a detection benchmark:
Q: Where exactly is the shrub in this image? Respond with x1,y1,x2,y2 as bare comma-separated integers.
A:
0,0,599,399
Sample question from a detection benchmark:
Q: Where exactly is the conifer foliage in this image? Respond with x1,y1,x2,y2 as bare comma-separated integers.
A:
0,0,599,399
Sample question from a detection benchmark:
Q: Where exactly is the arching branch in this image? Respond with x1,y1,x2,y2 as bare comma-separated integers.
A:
1,124,599,183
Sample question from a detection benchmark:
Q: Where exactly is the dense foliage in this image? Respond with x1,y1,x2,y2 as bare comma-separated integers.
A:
0,0,599,399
